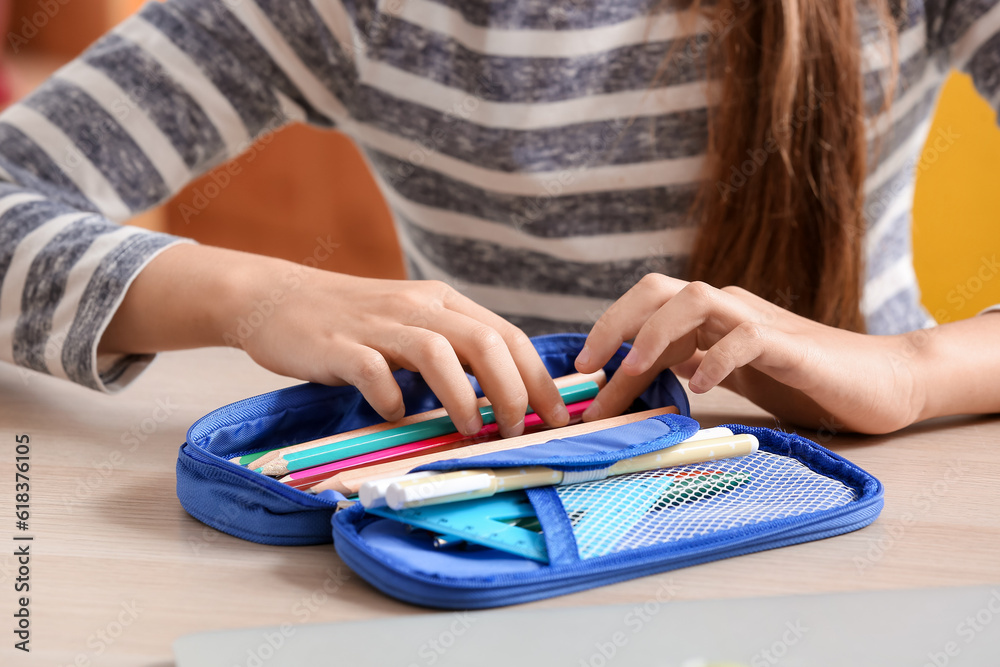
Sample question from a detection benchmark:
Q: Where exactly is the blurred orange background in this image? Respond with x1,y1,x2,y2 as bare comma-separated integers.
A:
4,1,999,321
913,73,1000,321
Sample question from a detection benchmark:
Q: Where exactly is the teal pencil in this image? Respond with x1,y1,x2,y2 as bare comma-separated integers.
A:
239,370,606,471
258,380,604,477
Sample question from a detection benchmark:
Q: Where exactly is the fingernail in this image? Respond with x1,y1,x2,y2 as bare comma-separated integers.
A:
576,346,591,368
553,403,570,426
464,416,483,436
501,418,525,438
621,348,639,370
582,402,601,422
688,372,707,393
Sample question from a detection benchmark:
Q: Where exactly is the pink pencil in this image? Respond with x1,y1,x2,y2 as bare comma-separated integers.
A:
279,399,594,490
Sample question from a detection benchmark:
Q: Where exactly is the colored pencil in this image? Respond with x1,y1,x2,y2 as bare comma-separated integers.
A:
235,394,491,470
231,370,605,469
279,399,593,490
261,376,606,477
308,405,679,497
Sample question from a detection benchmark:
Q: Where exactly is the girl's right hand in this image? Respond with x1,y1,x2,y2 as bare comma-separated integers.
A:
100,244,570,438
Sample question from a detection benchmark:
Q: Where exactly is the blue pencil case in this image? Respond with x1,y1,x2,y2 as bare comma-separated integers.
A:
178,333,884,608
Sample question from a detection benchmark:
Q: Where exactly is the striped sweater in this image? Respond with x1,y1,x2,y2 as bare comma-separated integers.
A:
0,0,996,391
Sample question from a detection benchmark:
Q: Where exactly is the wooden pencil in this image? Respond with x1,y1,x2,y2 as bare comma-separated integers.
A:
278,399,592,490
257,371,608,477
308,404,679,497
231,370,605,470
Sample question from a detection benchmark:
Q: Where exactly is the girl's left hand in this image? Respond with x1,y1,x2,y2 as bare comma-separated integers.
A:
574,274,928,434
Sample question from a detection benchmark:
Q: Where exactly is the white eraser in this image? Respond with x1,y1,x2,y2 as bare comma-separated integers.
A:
359,470,437,509
683,426,734,442
386,472,493,510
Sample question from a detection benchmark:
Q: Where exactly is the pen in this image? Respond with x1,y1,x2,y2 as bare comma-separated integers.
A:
309,406,679,496
376,431,758,510
359,425,733,508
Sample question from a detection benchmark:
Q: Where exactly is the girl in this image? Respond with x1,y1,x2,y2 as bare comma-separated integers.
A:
0,0,997,437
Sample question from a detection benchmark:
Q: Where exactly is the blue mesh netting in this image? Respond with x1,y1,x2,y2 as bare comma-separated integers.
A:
556,450,858,559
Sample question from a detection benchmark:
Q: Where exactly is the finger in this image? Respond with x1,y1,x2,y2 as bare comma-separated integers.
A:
376,326,484,436
576,274,688,374
669,349,741,393
688,322,799,393
336,344,406,422
583,363,663,422
494,325,571,429
622,281,751,375
439,296,568,433
670,349,706,379
421,313,527,437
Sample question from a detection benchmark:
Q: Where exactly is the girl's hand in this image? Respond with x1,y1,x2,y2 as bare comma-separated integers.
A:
101,245,569,437
574,274,929,434
239,269,570,437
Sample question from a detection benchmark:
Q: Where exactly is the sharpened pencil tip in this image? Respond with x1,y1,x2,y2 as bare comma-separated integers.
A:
257,458,288,477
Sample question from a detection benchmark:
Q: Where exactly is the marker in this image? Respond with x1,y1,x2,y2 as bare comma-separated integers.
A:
375,430,757,510
309,406,679,496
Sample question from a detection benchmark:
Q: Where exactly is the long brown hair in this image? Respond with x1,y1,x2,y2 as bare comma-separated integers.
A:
685,0,899,332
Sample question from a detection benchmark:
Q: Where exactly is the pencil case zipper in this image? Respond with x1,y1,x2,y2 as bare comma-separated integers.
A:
176,333,693,546
331,421,884,608
333,486,883,609
179,439,340,508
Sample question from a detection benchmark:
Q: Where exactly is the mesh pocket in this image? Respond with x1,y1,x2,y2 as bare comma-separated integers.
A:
555,450,857,559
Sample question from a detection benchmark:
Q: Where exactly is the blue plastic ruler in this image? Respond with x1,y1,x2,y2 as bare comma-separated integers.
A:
366,472,753,563
367,491,549,562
